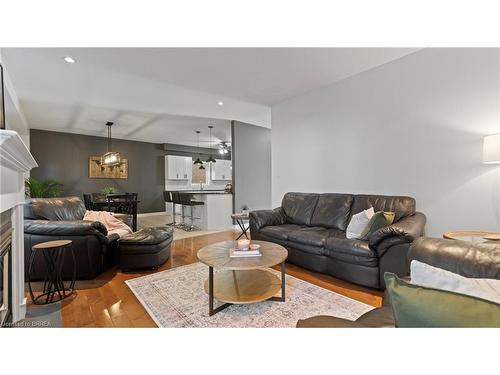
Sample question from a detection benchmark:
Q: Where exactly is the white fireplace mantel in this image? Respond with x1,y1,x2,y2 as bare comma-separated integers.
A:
1,129,38,210
1,129,38,322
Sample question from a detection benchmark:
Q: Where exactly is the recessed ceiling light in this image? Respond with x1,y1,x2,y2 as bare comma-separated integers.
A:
217,101,224,106
63,56,76,64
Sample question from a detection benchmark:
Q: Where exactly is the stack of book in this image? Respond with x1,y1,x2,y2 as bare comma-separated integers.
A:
229,248,262,258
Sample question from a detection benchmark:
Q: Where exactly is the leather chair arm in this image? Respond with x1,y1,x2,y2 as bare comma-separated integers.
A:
105,233,121,245
24,219,109,239
249,207,286,232
369,212,426,256
408,237,500,279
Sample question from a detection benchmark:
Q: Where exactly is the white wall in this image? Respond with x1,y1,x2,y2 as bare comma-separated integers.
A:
0,49,30,147
232,121,272,212
272,48,500,237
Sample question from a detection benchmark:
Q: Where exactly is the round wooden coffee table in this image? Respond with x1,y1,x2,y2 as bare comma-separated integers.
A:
197,240,288,316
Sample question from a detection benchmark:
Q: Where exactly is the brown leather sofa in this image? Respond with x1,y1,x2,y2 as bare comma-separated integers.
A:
297,237,500,327
250,192,426,289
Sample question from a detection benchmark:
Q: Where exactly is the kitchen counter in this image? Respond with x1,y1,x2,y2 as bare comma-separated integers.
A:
190,193,233,229
172,190,231,195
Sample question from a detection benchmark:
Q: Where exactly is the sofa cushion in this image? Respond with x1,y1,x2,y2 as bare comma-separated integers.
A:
288,242,327,256
119,227,173,246
346,207,374,239
359,211,395,240
281,192,319,225
260,224,304,241
26,197,86,221
385,273,500,328
350,194,415,222
288,227,345,247
325,237,378,267
310,193,354,230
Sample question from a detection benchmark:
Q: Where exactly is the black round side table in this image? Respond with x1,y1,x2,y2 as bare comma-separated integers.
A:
28,239,76,305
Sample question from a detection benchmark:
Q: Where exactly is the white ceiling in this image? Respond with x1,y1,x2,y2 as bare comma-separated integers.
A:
30,111,232,148
2,48,418,145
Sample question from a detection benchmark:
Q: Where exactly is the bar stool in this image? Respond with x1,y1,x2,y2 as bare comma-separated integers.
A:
83,193,94,210
163,191,176,226
171,191,186,229
179,193,204,231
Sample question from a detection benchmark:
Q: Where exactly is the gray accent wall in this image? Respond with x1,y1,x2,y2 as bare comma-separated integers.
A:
271,48,500,237
29,129,166,213
232,121,272,212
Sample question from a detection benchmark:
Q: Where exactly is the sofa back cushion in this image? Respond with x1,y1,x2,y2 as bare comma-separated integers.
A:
350,194,415,222
281,192,319,225
25,197,86,221
310,193,354,230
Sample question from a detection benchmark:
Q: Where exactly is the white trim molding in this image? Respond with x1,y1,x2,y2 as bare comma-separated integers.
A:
1,129,37,323
0,130,37,172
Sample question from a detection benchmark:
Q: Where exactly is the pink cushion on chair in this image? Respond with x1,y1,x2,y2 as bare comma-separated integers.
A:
84,210,133,237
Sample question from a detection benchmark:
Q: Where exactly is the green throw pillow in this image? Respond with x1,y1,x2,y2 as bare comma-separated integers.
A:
359,211,395,240
384,273,500,328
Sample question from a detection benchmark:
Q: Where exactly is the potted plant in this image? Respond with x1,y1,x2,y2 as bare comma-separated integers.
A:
241,204,250,214
101,186,117,196
25,177,63,198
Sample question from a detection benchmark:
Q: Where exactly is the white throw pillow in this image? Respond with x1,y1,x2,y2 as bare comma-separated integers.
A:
346,207,374,239
410,260,500,304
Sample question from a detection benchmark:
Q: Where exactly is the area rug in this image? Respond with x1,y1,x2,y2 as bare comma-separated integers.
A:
125,262,374,328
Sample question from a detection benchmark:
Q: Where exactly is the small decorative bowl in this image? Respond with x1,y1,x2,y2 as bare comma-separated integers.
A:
249,244,261,251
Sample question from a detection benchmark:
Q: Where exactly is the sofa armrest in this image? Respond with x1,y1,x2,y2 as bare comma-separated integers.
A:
369,212,426,256
249,207,286,232
408,237,500,279
24,219,109,239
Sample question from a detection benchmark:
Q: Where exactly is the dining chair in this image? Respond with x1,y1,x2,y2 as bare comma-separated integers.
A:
83,194,94,210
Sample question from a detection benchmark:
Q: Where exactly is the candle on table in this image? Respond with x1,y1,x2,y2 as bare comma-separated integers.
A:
237,239,250,250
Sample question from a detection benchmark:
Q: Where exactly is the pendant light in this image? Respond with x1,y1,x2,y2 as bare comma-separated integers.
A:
193,130,203,165
101,121,122,167
206,125,216,164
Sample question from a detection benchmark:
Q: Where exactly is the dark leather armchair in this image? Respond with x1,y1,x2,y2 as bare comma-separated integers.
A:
24,197,119,280
297,237,500,327
250,192,426,289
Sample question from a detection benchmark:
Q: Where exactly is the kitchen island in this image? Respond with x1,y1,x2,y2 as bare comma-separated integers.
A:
171,190,233,230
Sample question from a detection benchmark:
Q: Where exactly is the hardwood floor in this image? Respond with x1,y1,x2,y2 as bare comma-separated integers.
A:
29,230,383,328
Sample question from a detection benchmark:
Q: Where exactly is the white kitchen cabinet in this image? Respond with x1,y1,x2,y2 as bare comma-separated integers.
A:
211,159,232,181
166,155,193,180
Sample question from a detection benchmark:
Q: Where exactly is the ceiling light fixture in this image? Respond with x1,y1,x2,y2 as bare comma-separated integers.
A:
63,56,76,64
100,121,122,167
218,141,229,155
206,125,217,164
193,130,203,166
217,101,224,106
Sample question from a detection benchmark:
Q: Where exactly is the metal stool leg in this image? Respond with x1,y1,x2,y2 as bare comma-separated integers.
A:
171,203,177,226
166,202,175,226
189,205,195,231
